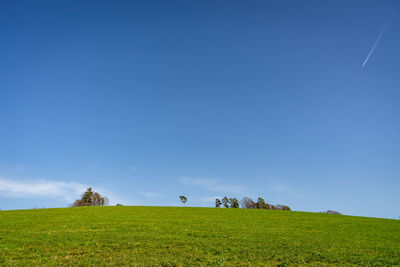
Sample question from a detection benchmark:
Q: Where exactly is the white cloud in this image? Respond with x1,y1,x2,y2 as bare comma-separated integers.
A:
0,177,136,207
180,177,245,194
0,177,87,202
139,192,164,198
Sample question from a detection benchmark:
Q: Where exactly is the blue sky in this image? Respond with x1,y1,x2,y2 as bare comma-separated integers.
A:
0,0,399,219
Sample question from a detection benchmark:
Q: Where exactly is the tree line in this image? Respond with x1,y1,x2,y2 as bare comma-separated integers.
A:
70,189,341,215
71,189,291,211
215,196,291,210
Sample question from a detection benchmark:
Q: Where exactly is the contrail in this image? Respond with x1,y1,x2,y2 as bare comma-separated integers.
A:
362,11,396,67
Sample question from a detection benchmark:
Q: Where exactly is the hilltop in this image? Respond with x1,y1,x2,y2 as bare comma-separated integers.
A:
0,206,399,266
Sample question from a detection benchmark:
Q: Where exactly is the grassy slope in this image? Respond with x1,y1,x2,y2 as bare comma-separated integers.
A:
0,206,399,266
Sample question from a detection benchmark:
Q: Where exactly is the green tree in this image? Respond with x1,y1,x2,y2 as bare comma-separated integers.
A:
215,198,222,208
257,197,266,209
222,196,229,208
229,198,239,208
81,187,94,205
179,195,187,206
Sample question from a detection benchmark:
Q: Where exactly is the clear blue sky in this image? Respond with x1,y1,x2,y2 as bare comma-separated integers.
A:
0,0,399,219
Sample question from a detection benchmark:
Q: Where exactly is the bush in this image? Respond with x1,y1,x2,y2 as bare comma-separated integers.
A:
323,210,341,215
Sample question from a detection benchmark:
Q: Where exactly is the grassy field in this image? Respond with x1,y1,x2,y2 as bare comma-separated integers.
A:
0,206,399,266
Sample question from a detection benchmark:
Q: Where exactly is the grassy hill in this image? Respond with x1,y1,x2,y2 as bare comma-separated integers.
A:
0,206,399,266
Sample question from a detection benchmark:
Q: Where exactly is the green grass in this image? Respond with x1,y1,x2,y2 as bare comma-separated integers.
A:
0,206,399,266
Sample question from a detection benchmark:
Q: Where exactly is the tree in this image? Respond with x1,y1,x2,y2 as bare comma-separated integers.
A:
222,196,230,208
257,197,266,209
71,187,108,207
229,198,239,208
92,192,108,206
241,197,257,209
179,195,187,206
215,198,222,208
81,187,93,205
263,203,271,209
233,198,239,208
275,204,291,211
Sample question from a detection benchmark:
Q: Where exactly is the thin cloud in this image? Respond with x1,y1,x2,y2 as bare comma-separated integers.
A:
362,10,397,67
0,177,87,202
180,177,245,194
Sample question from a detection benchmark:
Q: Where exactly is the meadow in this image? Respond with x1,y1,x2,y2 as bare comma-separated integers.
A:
0,206,399,266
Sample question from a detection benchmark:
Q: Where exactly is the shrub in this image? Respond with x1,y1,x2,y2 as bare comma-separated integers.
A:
323,210,341,215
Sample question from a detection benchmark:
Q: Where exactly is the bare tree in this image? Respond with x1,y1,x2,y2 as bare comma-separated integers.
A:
92,192,109,206
241,197,257,209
